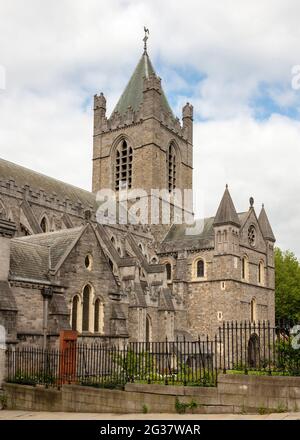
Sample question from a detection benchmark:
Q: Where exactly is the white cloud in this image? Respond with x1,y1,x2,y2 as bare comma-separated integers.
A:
0,0,300,256
194,115,300,255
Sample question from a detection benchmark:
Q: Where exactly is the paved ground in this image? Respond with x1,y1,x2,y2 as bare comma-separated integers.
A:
0,411,300,420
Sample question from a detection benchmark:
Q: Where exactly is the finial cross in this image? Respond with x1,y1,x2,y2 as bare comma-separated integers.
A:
143,26,149,53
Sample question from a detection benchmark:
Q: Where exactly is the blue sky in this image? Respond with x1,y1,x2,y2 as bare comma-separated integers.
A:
0,0,300,257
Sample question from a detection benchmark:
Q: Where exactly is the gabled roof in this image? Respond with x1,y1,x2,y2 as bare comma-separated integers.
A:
112,51,174,117
10,240,51,282
10,226,85,282
213,186,240,227
163,217,215,243
160,217,215,252
258,205,276,242
0,157,96,209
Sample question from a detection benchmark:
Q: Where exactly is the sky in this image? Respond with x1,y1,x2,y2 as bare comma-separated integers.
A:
0,0,300,256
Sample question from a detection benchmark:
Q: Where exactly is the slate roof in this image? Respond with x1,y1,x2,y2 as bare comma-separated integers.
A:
213,186,240,227
237,211,248,226
0,158,96,209
258,205,276,242
10,240,50,282
10,226,84,282
162,217,215,250
161,211,249,252
112,52,174,117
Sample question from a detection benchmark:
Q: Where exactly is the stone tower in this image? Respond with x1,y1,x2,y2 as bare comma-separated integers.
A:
213,185,241,259
258,204,276,290
92,42,194,238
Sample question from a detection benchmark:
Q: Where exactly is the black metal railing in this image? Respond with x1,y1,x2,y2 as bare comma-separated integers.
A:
219,321,300,376
6,321,300,389
6,337,218,389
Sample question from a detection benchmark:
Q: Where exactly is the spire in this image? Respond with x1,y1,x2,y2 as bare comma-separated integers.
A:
258,204,275,242
111,39,173,117
213,185,240,227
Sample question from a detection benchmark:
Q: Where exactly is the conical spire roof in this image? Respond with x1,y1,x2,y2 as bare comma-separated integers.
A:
213,186,240,227
111,51,174,117
258,205,275,242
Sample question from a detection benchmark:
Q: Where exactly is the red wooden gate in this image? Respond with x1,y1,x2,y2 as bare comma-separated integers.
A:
59,330,77,384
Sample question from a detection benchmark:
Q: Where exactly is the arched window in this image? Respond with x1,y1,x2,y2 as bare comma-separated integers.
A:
250,298,257,323
258,261,264,285
40,216,49,233
165,263,172,281
71,295,79,331
242,256,249,281
111,236,115,246
115,140,132,191
217,231,222,243
196,259,205,278
192,257,205,280
82,285,91,332
168,143,176,192
94,298,104,333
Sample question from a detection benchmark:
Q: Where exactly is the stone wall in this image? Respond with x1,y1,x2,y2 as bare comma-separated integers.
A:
3,374,300,414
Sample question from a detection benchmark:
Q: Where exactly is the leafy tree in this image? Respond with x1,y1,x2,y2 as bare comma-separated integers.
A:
275,248,300,322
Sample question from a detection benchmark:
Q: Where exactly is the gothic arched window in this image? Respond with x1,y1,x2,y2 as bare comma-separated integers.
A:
40,216,49,233
168,143,176,192
258,261,264,285
165,263,172,281
94,298,104,333
250,298,257,323
71,295,79,331
82,285,91,332
115,140,132,191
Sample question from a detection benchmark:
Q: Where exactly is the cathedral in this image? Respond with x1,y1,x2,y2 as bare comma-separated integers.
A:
0,40,276,347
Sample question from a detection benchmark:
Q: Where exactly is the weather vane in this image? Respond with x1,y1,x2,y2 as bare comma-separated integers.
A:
143,26,149,53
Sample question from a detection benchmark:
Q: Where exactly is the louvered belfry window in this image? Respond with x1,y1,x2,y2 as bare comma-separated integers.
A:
115,140,132,191
168,143,176,192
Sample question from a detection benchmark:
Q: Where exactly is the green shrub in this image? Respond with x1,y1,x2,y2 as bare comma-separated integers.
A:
175,397,198,414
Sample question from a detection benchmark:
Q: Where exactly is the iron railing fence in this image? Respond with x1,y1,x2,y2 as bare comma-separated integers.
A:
218,321,300,375
6,337,218,388
6,321,300,389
